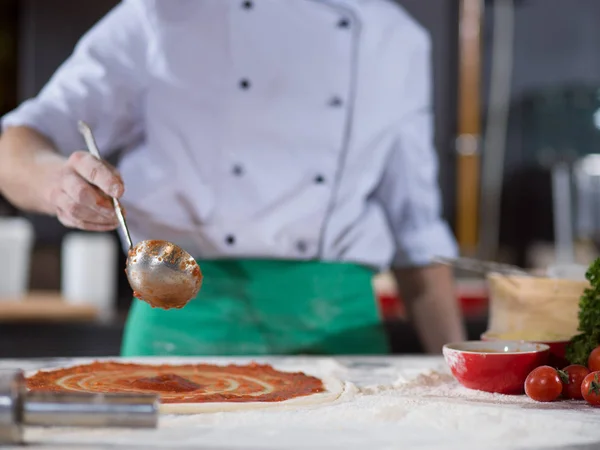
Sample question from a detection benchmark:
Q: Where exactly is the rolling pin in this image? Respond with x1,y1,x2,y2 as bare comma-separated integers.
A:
0,368,159,445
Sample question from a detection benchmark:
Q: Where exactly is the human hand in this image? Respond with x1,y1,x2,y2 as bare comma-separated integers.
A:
45,151,124,231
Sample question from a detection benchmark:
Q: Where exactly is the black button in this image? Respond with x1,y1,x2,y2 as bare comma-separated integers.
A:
239,79,251,89
225,235,236,245
232,164,244,176
314,175,325,184
337,18,350,28
329,97,343,107
242,0,253,9
296,241,307,252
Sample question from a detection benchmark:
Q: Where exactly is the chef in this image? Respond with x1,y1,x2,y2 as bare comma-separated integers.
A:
0,0,466,356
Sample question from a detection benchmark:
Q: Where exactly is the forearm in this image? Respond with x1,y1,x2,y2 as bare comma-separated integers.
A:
0,126,65,214
394,264,467,354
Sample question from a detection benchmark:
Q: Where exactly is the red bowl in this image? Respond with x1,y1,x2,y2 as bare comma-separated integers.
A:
443,340,550,395
481,332,570,369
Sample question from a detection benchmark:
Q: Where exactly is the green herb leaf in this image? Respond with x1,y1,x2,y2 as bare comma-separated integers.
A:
566,258,600,365
557,369,569,384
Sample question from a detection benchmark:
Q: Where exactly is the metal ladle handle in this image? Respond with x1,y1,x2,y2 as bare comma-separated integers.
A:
77,120,133,249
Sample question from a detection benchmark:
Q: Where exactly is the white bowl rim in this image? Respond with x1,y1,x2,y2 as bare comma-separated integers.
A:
443,340,550,355
480,331,571,343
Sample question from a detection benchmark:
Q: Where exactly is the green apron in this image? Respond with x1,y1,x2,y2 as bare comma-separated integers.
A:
121,259,390,356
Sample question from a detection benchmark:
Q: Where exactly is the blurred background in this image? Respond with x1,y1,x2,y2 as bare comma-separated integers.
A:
1,0,599,358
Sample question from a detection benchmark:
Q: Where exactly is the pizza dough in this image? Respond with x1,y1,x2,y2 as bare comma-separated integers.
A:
25,359,347,414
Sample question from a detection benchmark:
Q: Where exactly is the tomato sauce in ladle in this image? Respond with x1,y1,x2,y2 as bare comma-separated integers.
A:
78,121,202,309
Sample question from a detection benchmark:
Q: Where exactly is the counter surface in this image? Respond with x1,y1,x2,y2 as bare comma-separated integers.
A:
2,355,599,450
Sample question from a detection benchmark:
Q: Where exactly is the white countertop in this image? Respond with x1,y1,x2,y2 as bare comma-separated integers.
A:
3,355,600,450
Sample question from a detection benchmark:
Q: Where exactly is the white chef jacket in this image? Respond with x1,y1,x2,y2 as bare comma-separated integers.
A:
1,0,457,271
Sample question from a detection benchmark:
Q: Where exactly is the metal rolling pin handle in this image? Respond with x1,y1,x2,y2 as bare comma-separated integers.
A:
0,369,159,445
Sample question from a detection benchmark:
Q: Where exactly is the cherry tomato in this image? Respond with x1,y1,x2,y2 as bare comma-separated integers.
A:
581,371,600,406
588,346,600,372
559,365,590,400
525,366,563,402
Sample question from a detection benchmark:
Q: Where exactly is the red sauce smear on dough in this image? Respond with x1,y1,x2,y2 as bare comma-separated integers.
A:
130,374,202,393
25,361,326,404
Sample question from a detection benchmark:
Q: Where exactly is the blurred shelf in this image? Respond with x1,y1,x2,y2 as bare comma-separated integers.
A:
0,290,98,322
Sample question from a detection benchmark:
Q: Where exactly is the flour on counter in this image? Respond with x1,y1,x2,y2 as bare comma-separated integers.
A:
359,366,598,410
15,356,600,450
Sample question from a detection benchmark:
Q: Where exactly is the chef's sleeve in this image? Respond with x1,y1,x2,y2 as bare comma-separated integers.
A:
0,0,147,157
374,29,458,269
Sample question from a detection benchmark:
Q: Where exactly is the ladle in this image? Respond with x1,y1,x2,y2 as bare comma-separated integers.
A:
78,120,202,309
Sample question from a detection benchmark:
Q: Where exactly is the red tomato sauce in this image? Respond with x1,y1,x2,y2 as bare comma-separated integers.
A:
26,361,326,403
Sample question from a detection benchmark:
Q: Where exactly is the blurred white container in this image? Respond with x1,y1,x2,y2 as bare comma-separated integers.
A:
546,263,588,281
0,216,35,299
61,232,118,321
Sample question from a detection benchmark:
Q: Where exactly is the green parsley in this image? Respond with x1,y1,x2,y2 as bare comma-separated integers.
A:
565,258,600,366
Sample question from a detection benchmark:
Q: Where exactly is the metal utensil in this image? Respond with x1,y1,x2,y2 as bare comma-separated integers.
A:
433,256,534,277
77,121,202,309
0,368,158,445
